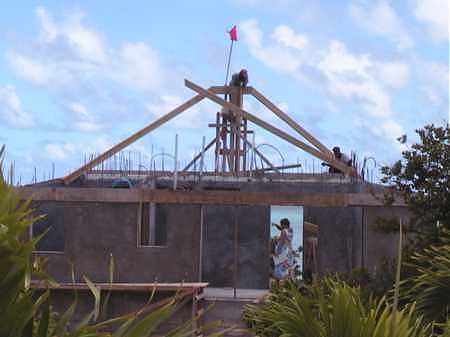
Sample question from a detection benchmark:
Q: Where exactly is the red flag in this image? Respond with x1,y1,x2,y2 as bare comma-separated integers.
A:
229,25,238,41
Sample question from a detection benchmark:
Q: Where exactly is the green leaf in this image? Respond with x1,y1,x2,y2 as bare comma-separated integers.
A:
84,276,101,322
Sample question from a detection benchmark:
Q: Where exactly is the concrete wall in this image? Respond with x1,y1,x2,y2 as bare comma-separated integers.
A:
32,201,201,283
364,206,411,272
31,179,407,289
202,205,270,289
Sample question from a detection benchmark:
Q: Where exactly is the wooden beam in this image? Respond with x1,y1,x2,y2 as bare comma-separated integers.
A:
30,280,208,292
19,187,347,206
62,93,209,185
17,187,406,207
254,163,303,173
184,80,353,175
209,86,253,95
251,88,334,159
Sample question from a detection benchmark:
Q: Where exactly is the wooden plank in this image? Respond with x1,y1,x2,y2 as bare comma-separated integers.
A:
30,281,209,292
254,163,303,173
19,186,351,207
18,187,406,207
209,86,253,95
63,93,208,185
251,88,335,159
184,80,353,175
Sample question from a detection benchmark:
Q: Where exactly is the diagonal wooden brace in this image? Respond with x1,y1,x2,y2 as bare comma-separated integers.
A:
250,87,335,159
63,92,211,185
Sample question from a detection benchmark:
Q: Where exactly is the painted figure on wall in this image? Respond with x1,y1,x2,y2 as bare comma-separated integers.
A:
271,218,295,280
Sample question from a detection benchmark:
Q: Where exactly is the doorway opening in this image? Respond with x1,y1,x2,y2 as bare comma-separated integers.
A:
270,205,303,281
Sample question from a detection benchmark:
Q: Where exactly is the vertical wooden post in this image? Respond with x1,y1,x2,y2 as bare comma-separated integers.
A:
233,205,239,298
199,206,204,282
230,86,244,174
243,118,248,172
215,112,220,173
173,134,178,190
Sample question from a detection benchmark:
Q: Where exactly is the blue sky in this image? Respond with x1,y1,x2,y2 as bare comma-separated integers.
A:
0,0,448,183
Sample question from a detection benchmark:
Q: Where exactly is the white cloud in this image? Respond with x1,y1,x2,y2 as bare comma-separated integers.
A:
8,7,169,94
381,119,404,141
416,60,449,106
271,25,308,50
318,40,392,118
36,6,58,42
0,85,34,128
66,15,106,64
238,20,410,147
240,19,263,48
45,142,76,161
7,6,181,134
7,52,50,85
68,102,101,132
376,61,410,88
44,135,112,162
414,0,448,42
349,1,414,49
145,95,217,129
378,119,408,152
117,42,164,91
146,95,184,119
240,19,304,73
36,6,106,63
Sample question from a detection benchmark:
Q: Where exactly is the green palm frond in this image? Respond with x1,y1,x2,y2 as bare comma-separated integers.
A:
400,244,450,324
244,278,433,337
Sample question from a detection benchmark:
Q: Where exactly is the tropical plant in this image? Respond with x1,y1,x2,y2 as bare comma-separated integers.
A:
399,243,450,325
243,278,432,337
0,145,223,337
379,123,449,248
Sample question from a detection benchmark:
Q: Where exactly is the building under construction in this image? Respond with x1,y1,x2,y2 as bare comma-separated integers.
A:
20,78,408,332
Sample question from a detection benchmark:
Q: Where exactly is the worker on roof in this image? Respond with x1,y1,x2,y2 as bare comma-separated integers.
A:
322,146,352,174
229,69,248,87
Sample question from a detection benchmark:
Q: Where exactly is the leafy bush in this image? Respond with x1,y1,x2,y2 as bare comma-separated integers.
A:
243,278,432,337
399,244,450,325
380,123,449,249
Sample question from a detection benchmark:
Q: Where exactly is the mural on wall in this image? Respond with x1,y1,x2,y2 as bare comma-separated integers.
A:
270,205,303,280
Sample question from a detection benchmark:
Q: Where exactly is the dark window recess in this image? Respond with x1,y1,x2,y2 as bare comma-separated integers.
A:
32,217,64,252
139,203,167,246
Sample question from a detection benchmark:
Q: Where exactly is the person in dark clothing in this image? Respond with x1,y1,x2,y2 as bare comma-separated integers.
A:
230,69,248,87
322,146,352,174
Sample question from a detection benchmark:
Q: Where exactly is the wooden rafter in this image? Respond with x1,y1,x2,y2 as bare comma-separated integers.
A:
62,89,221,184
61,79,356,184
251,88,334,159
184,80,353,175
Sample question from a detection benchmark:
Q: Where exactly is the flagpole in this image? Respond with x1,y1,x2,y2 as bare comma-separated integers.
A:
224,39,234,93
